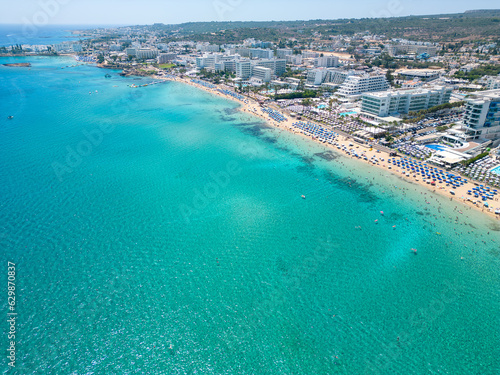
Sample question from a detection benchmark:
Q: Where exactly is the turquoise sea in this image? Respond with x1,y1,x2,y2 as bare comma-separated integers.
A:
0,56,499,374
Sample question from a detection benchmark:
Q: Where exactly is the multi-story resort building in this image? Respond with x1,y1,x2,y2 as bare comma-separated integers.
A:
249,48,274,59
361,86,452,117
302,51,319,58
235,60,252,79
157,53,177,64
398,69,443,81
136,48,159,59
54,42,82,52
215,59,238,73
252,66,272,83
314,56,339,68
276,49,293,59
254,59,287,77
196,43,220,52
196,53,222,69
486,76,500,90
458,90,500,146
325,69,361,85
385,44,438,57
285,54,303,65
337,73,390,97
306,68,365,87
306,68,329,85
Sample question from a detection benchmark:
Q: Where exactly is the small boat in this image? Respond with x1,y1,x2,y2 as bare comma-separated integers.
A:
301,195,306,199
7,116,13,119
105,74,111,78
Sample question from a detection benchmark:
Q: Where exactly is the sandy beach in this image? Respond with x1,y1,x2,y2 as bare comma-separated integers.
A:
156,74,500,220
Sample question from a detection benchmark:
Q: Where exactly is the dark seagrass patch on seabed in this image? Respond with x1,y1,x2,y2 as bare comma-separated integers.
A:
333,175,380,204
486,247,500,258
487,222,500,231
223,107,240,115
314,151,338,161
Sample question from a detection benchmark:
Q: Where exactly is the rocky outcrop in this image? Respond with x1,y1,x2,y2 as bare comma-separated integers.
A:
2,63,31,67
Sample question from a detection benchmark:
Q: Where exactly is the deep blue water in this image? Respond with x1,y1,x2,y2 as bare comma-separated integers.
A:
0,56,499,374
0,24,110,47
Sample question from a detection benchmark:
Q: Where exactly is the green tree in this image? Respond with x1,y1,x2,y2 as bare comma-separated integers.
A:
301,98,312,106
386,69,394,85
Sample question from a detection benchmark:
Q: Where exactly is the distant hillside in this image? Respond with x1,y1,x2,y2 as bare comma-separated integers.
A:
142,10,500,43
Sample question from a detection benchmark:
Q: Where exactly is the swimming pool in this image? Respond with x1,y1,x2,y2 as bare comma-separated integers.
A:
425,144,447,151
491,165,500,176
339,111,357,117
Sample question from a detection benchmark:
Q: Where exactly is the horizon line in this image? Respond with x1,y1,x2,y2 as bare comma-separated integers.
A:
1,8,500,28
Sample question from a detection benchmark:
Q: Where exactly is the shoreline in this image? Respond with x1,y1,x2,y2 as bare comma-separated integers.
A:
155,74,500,219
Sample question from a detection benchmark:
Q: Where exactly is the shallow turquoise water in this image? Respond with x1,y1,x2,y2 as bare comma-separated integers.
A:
0,56,499,374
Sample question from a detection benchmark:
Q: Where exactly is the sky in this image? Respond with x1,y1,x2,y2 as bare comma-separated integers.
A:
0,0,499,26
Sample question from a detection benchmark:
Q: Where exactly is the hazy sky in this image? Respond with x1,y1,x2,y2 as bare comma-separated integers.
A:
1,0,499,26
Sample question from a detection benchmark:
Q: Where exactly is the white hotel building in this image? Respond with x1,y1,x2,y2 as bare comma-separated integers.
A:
459,90,500,145
252,66,272,83
337,74,390,97
236,60,252,79
361,86,452,117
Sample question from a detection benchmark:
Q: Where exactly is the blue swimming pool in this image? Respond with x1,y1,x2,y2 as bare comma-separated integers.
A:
339,111,357,117
317,104,327,109
425,144,447,151
491,165,500,176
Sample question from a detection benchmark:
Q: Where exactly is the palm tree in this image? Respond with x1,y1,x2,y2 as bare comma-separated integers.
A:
298,78,305,91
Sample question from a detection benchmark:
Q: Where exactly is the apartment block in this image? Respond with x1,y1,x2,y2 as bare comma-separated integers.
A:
337,74,390,97
462,90,500,144
361,86,452,117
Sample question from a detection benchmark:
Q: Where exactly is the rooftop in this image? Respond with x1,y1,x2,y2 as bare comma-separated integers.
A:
467,89,500,101
364,85,450,98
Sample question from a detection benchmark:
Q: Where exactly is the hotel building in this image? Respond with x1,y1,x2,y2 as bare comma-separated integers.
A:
314,56,339,68
337,74,390,97
236,60,252,79
460,90,500,145
361,86,452,117
252,66,272,83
